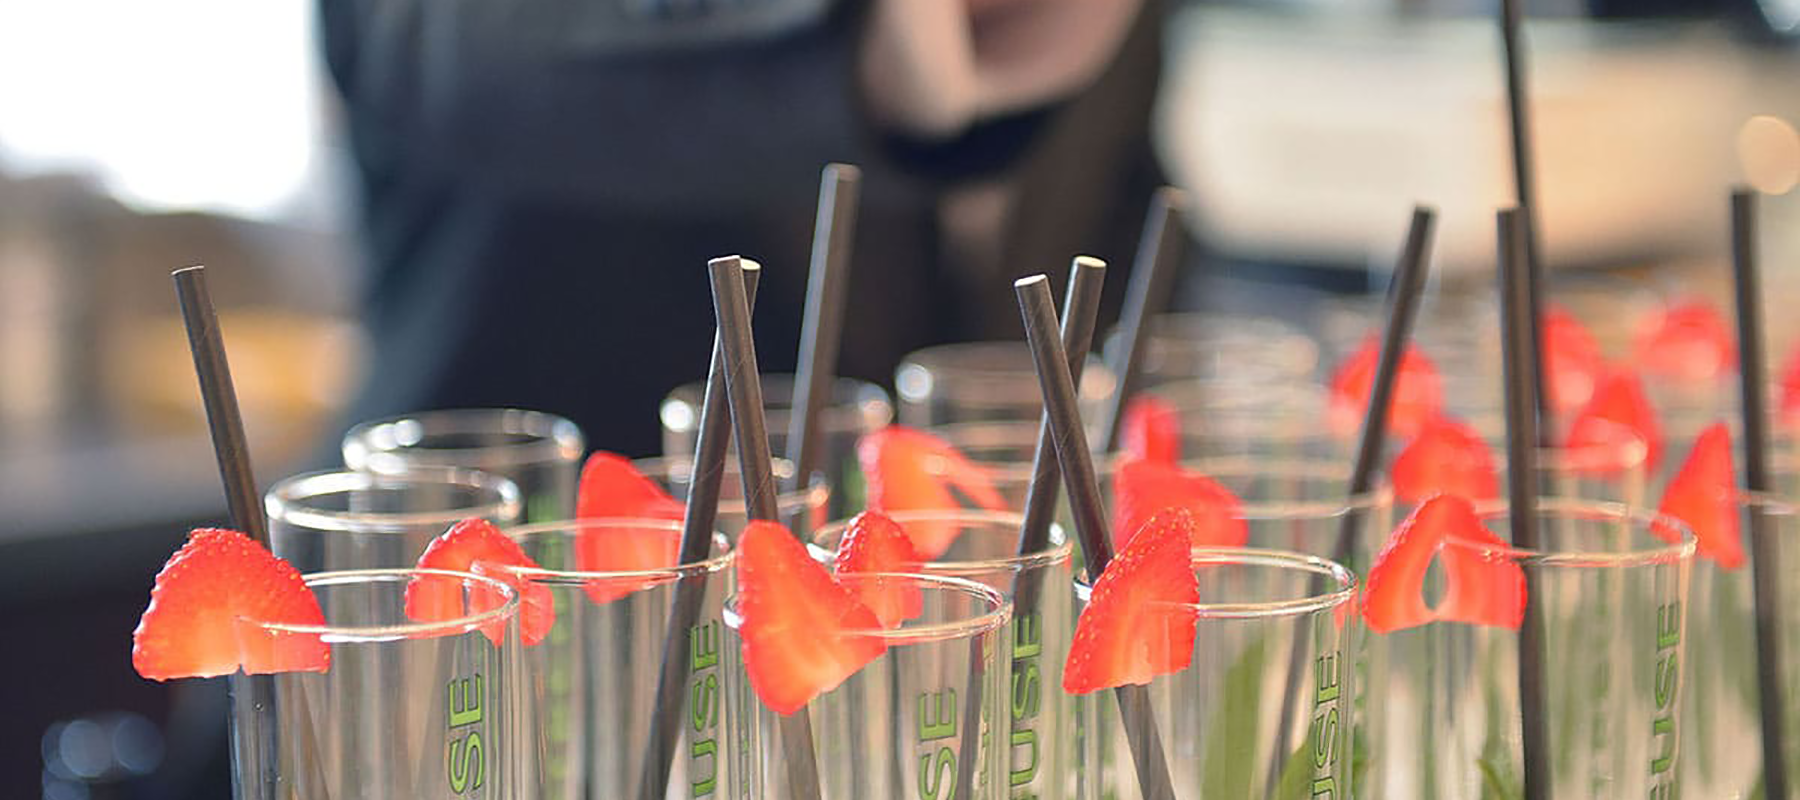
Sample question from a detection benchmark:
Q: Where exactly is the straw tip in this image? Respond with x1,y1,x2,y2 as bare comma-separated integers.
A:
824,162,862,181
1014,274,1050,289
710,256,761,276
171,265,206,278
1072,255,1107,272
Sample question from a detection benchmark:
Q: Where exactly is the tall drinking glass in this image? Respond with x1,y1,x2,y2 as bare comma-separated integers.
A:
501,519,735,800
1103,312,1319,390
1365,499,1694,798
1077,548,1358,799
812,511,1076,800
661,375,892,518
723,573,1012,799
264,467,522,573
229,568,534,799
342,409,585,523
632,456,829,539
896,342,1115,427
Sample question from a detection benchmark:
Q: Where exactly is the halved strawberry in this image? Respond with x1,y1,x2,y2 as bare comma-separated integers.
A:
1121,395,1181,464
832,511,925,628
1111,457,1248,551
1392,416,1500,504
1655,422,1744,570
1566,368,1663,471
1782,347,1800,430
858,426,1008,558
575,452,686,603
1543,308,1604,415
406,518,556,646
1362,495,1526,634
132,528,328,681
737,520,887,715
1328,338,1443,440
1063,508,1201,694
1634,299,1736,383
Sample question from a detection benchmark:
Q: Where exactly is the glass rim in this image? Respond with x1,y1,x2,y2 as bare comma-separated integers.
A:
1161,454,1394,518
632,455,829,514
662,375,894,436
264,467,523,533
1074,547,1357,619
502,517,734,582
341,408,585,470
248,568,519,641
725,572,1011,644
1456,497,1697,567
896,341,1116,404
1460,413,1649,473
810,510,1072,574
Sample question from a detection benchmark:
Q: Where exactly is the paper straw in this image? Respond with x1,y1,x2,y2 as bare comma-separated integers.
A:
784,164,861,497
636,261,762,800
1731,188,1790,799
1015,273,1178,800
1095,188,1187,453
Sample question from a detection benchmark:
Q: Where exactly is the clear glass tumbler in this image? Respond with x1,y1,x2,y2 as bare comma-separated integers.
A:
632,456,829,540
502,519,735,800
661,375,892,519
1076,548,1359,800
1364,499,1695,798
812,511,1077,800
723,573,1012,799
264,466,522,573
896,342,1115,428
229,568,534,799
342,408,585,524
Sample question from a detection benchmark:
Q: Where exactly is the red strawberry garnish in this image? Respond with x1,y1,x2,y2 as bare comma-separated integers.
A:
132,528,329,681
1634,299,1735,383
1111,457,1248,552
1063,508,1201,694
832,511,925,628
859,426,1008,558
1362,495,1526,634
1780,347,1800,430
407,518,556,646
1655,422,1744,570
1121,395,1182,464
1542,308,1604,414
1566,368,1663,471
737,520,887,715
575,452,686,603
1328,338,1443,440
1392,416,1500,504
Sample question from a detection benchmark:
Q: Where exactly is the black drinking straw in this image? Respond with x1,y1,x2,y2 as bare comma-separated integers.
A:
1499,209,1551,800
174,266,267,546
1264,206,1437,792
1094,188,1187,453
1016,274,1178,800
1499,0,1554,435
636,262,762,800
708,256,823,800
1730,188,1790,799
784,164,860,499
173,265,323,797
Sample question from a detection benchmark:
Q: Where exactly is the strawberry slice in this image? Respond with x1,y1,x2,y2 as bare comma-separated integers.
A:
1392,416,1500,504
1542,308,1604,414
1111,457,1248,551
1063,508,1201,694
832,511,925,628
1634,299,1736,383
1566,368,1663,472
1328,338,1443,440
737,520,887,715
859,426,1008,558
575,452,687,603
1362,495,1526,634
1120,395,1182,464
132,528,329,681
1655,422,1744,570
1782,347,1800,429
406,518,556,646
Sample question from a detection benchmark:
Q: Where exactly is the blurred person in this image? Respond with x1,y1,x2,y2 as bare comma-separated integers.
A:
319,0,1168,456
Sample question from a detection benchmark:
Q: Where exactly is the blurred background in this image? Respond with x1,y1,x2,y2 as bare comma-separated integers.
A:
6,0,1800,796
